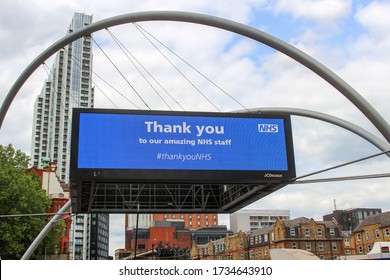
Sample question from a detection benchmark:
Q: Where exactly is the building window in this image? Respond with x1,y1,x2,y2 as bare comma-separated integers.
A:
290,228,295,236
292,242,297,249
386,228,390,236
264,247,268,256
318,242,324,251
375,229,380,239
365,231,371,240
330,228,335,236
317,228,323,237
264,234,268,242
358,246,363,254
305,228,310,236
306,242,311,251
367,244,372,252
345,250,351,255
332,242,337,251
357,233,362,241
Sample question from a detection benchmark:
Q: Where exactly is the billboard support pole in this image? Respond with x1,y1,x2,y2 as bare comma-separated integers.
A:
134,203,140,260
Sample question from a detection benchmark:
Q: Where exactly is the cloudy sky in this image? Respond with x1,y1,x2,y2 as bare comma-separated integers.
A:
1,0,389,257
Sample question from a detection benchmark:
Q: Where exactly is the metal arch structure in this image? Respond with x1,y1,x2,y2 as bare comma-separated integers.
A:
0,11,390,142
1,11,387,259
239,107,390,156
21,106,390,260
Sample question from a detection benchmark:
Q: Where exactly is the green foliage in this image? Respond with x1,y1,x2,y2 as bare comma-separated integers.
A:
0,144,62,259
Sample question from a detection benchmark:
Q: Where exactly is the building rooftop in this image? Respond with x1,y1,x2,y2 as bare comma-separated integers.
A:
353,211,390,232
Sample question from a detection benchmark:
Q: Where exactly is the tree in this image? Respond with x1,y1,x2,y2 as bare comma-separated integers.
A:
0,144,61,259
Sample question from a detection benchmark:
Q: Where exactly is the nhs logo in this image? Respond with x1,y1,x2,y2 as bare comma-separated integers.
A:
258,124,279,133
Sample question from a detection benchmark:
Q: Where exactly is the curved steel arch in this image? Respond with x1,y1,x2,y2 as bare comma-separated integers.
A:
1,11,387,260
0,11,389,143
21,106,390,260
239,107,390,155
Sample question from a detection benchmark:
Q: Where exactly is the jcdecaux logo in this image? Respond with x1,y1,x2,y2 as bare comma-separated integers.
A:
258,124,279,133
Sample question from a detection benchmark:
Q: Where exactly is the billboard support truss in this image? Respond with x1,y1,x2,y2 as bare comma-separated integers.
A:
70,182,287,213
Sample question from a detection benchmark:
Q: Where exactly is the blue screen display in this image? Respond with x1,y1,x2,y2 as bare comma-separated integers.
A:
76,112,290,172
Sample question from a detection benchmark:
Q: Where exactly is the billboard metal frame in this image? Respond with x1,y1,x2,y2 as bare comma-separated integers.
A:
70,109,296,184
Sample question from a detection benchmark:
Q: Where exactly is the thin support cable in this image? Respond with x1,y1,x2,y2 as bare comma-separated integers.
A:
292,172,390,184
92,37,151,110
132,23,221,112
93,83,119,109
106,29,186,111
289,149,390,183
135,23,249,112
0,213,59,218
62,45,119,109
93,72,140,109
105,28,173,110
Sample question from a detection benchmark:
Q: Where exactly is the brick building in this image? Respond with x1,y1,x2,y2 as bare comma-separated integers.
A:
323,208,382,231
352,211,390,255
191,230,248,260
191,216,344,260
153,213,218,230
272,217,343,260
29,161,71,258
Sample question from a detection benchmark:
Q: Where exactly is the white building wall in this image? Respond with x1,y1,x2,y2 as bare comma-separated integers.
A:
230,209,290,232
126,214,153,230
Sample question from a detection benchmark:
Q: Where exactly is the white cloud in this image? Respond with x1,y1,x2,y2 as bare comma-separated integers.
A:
355,1,390,41
109,214,125,257
270,0,352,28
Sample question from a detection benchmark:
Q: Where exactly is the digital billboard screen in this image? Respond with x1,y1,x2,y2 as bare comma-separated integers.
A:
70,109,295,183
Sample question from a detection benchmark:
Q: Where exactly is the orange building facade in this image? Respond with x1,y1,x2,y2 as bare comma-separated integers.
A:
153,213,218,230
29,162,71,257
